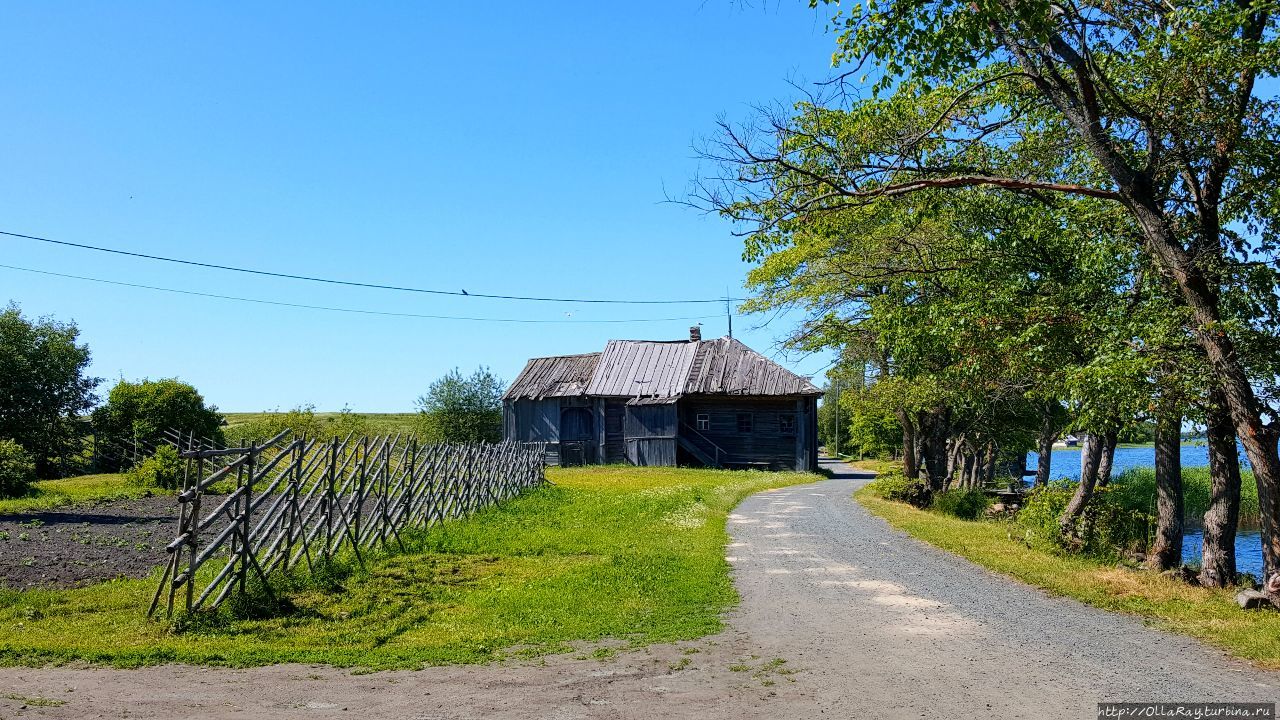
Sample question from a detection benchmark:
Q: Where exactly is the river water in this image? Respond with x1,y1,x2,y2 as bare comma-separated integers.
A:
1026,444,1265,579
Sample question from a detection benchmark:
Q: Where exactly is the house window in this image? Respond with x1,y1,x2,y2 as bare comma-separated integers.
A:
737,413,753,433
696,413,710,431
780,413,797,435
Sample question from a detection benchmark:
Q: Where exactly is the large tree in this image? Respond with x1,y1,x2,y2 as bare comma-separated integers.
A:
0,304,99,477
705,0,1280,580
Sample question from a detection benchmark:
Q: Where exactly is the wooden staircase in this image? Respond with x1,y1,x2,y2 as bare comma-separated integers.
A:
678,423,727,468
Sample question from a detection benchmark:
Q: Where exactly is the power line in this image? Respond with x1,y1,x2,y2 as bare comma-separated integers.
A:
1,230,747,305
0,263,722,324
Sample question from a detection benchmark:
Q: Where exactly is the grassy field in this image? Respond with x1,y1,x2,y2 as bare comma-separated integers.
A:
221,412,420,436
0,474,137,515
856,488,1280,668
0,465,815,669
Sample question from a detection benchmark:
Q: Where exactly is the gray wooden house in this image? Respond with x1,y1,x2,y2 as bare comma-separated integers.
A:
503,328,822,471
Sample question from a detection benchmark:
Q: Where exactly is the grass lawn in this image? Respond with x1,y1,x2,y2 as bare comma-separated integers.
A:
0,465,815,669
0,474,137,515
856,487,1280,669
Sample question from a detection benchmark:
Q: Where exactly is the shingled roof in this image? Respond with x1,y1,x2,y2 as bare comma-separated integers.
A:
503,337,821,401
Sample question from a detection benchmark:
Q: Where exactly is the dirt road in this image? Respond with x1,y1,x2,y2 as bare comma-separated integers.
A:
2,460,1276,719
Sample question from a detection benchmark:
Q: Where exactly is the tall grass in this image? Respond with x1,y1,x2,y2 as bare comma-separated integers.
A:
1108,467,1261,529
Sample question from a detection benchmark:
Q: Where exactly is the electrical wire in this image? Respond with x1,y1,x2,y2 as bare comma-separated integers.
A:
1,230,747,305
0,263,722,324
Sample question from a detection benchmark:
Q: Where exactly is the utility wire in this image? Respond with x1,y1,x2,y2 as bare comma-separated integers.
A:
1,230,747,305
0,263,722,324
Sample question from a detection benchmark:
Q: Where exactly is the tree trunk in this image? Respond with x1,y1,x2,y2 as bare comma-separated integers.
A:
1060,432,1103,538
1150,413,1184,572
1035,405,1056,487
983,442,998,487
898,410,918,480
1095,431,1118,488
918,408,951,491
1200,389,1241,588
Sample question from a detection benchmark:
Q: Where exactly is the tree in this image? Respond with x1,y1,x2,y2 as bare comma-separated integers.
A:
92,378,224,467
415,367,505,444
703,0,1280,581
0,304,98,477
0,438,36,499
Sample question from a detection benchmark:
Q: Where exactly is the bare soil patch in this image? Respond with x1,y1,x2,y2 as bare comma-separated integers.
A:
0,495,185,589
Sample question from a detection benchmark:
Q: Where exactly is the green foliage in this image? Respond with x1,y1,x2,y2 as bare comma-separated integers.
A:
126,445,183,492
932,488,991,520
1109,467,1262,529
92,378,224,469
415,366,504,444
865,469,931,508
0,439,36,499
224,405,321,445
0,465,816,669
1018,482,1150,559
0,303,98,477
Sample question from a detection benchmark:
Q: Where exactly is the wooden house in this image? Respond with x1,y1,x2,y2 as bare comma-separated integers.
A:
503,328,822,471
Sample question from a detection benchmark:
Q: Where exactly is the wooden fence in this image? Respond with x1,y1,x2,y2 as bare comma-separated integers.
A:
149,431,546,618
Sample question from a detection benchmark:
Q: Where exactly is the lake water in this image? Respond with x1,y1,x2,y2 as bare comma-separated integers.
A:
1026,444,1265,578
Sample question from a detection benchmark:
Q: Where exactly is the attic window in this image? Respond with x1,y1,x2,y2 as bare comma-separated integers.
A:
737,413,753,433
780,413,797,435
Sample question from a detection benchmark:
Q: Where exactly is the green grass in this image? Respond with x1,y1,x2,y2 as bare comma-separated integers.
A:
856,487,1280,668
1110,466,1261,528
0,465,816,669
0,474,137,515
221,412,420,435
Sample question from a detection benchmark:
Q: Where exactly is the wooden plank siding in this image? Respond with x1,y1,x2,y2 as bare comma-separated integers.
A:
503,334,821,470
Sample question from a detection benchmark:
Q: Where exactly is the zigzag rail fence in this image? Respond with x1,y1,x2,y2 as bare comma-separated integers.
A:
149,431,547,618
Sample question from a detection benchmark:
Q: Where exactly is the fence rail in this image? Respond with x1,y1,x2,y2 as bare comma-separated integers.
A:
149,432,546,618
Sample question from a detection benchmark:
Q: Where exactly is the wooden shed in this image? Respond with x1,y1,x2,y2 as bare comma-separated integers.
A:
503,329,822,471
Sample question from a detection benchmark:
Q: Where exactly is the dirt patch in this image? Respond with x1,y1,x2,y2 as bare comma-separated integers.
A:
0,496,186,589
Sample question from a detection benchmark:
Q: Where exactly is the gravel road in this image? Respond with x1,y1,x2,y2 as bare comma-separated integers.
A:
1,459,1275,719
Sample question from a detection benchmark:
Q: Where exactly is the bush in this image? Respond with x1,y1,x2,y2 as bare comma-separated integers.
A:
1017,481,1150,559
415,367,504,444
0,439,36,498
92,378,223,470
865,469,932,508
932,488,992,520
127,445,184,492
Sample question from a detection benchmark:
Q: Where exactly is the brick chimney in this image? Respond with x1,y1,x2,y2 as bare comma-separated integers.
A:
689,325,702,342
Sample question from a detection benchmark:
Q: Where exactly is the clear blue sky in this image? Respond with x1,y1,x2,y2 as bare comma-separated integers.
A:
0,2,839,412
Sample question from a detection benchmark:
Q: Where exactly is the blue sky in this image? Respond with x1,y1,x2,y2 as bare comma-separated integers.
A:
0,2,839,412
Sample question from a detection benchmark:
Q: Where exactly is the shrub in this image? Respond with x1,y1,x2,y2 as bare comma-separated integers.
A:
1017,481,1150,559
127,445,184,492
415,367,504,444
932,488,992,520
92,377,223,470
865,469,932,508
0,439,36,498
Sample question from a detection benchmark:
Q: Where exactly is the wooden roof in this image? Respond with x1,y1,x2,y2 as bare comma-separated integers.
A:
504,337,821,401
684,337,822,396
502,352,601,400
585,341,699,398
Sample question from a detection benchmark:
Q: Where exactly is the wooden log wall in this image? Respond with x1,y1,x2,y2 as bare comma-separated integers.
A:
149,431,547,618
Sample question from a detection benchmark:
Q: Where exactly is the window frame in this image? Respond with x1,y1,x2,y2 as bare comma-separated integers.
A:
736,412,754,433
695,413,710,431
779,413,797,435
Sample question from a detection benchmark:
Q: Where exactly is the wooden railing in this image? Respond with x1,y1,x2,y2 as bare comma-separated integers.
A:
149,432,546,618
